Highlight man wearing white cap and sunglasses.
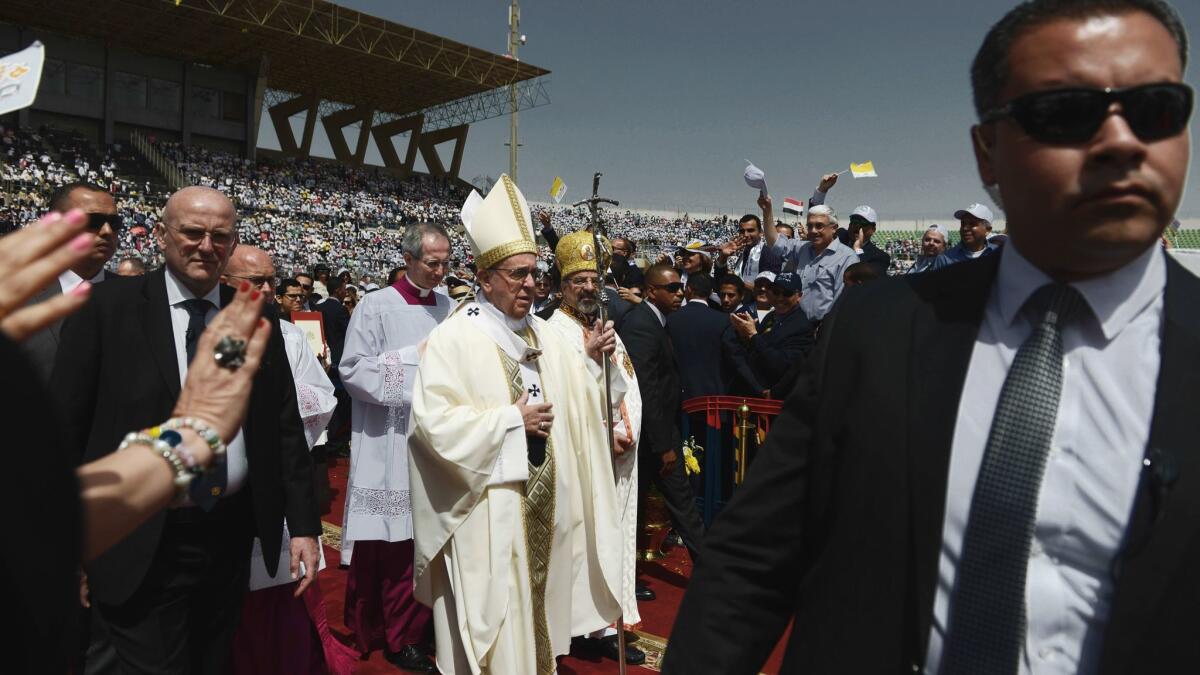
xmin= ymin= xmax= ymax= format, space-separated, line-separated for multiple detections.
xmin=933 ymin=202 xmax=999 ymax=270
xmin=846 ymin=205 xmax=892 ymax=276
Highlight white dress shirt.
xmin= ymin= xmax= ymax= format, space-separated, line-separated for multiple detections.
xmin=924 ymin=242 xmax=1165 ymax=675
xmin=645 ymin=300 xmax=666 ymax=327
xmin=737 ymin=240 xmax=765 ymax=282
xmin=164 ymin=270 xmax=249 ymax=496
xmin=58 ymin=268 xmax=105 ymax=293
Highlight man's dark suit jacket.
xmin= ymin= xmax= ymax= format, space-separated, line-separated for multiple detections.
xmin=664 ymin=253 xmax=1200 ymax=674
xmin=858 ymin=239 xmax=891 ymax=276
xmin=744 ymin=305 xmax=815 ymax=392
xmin=667 ymin=301 xmax=731 ymax=400
xmin=618 ymin=302 xmax=681 ymax=457
xmin=715 ymin=243 xmax=784 ymax=285
xmin=51 ymin=268 xmax=320 ymax=605
xmin=22 ymin=280 xmax=68 ymax=383
xmin=316 ymin=296 xmax=349 ymax=384
xmin=835 ymin=229 xmax=890 ymax=275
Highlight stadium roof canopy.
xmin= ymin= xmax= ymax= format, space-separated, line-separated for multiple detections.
xmin=0 ymin=0 xmax=550 ymax=120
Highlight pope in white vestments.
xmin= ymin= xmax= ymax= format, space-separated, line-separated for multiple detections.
xmin=410 ymin=176 xmax=625 ymax=674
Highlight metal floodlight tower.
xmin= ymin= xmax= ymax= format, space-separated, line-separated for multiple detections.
xmin=507 ymin=0 xmax=521 ymax=182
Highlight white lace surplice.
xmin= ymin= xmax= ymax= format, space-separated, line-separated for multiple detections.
xmin=339 ymin=287 xmax=452 ymax=544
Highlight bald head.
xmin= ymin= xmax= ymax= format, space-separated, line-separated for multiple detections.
xmin=163 ymin=186 xmax=236 ymax=226
xmin=156 ymin=185 xmax=240 ymax=298
xmin=222 ymin=244 xmax=277 ymax=303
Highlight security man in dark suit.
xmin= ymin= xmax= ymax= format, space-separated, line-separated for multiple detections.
xmin=618 ymin=263 xmax=706 ymax=561
xmin=667 ymin=273 xmax=733 ymax=400
xmin=665 ymin=2 xmax=1200 ymax=672
xmin=728 ymin=272 xmax=815 ymax=396
xmin=23 ymin=182 xmax=119 ymax=383
xmin=53 ymin=186 xmax=320 ymax=674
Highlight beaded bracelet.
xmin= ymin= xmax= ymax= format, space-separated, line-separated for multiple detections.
xmin=119 ymin=432 xmax=193 ymax=506
xmin=145 ymin=426 xmax=202 ymax=474
xmin=159 ymin=417 xmax=227 ymax=463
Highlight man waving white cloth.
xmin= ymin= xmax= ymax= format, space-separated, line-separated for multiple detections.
xmin=544 ymin=229 xmax=645 ymax=665
xmin=410 ymin=175 xmax=625 ymax=675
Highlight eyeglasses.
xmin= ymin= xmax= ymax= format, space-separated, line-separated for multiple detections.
xmin=168 ymin=223 xmax=236 ymax=249
xmin=86 ymin=212 xmax=123 ymax=233
xmin=567 ymin=276 xmax=601 ymax=288
xmin=419 ymin=259 xmax=451 ymax=270
xmin=226 ymin=273 xmax=275 ymax=288
xmin=650 ymin=282 xmax=684 ymax=293
xmin=492 ymin=266 xmax=546 ymax=282
xmin=281 ymin=292 xmax=305 ymax=300
xmin=981 ymin=82 xmax=1194 ymax=145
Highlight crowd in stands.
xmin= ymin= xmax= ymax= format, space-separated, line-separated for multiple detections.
xmin=3 ymin=124 xmax=1036 ymax=287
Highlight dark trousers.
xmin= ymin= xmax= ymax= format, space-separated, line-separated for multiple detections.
xmin=638 ymin=449 xmax=706 ymax=562
xmin=94 ymin=495 xmax=255 ymax=675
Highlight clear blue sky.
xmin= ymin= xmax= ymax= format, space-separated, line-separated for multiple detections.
xmin=259 ymin=0 xmax=1200 ymax=219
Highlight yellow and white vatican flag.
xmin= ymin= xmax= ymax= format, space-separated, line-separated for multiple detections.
xmin=850 ymin=160 xmax=878 ymax=178
xmin=550 ymin=176 xmax=568 ymax=203
xmin=0 ymin=41 xmax=45 ymax=116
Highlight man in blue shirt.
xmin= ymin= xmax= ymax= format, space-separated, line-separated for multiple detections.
xmin=933 ymin=202 xmax=998 ymax=269
xmin=762 ymin=204 xmax=859 ymax=323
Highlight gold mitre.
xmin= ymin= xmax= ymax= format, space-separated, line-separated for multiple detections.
xmin=555 ymin=229 xmax=613 ymax=279
xmin=460 ymin=174 xmax=537 ymax=270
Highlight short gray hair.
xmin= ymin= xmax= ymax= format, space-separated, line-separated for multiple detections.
xmin=401 ymin=222 xmax=451 ymax=258
xmin=808 ymin=204 xmax=838 ymax=226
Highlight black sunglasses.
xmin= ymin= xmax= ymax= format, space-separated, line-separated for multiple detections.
xmin=86 ymin=212 xmax=123 ymax=232
xmin=651 ymin=282 xmax=684 ymax=293
xmin=981 ymin=83 xmax=1193 ymax=145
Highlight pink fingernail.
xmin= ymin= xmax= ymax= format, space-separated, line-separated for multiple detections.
xmin=40 ymin=212 xmax=62 ymax=227
xmin=69 ymin=233 xmax=93 ymax=251
xmin=70 ymin=281 xmax=92 ymax=297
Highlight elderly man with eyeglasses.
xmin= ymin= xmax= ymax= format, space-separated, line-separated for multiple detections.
xmin=410 ymin=177 xmax=626 ymax=674
xmin=52 ymin=186 xmax=321 ymax=674
xmin=337 ymin=222 xmax=455 ymax=672
xmin=760 ymin=202 xmax=860 ymax=324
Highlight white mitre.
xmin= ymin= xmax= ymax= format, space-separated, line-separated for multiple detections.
xmin=459 ymin=174 xmax=538 ymax=270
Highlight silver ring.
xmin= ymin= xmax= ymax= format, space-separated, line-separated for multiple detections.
xmin=214 ymin=335 xmax=248 ymax=370
xmin=539 ymin=421 xmax=549 ymax=432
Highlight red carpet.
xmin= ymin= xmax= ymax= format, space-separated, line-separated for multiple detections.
xmin=316 ymin=456 xmax=786 ymax=673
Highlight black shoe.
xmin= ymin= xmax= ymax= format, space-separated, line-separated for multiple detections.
xmin=636 ymin=582 xmax=656 ymax=601
xmin=384 ymin=644 xmax=435 ymax=672
xmin=601 ymin=635 xmax=646 ymax=666
xmin=663 ymin=530 xmax=684 ymax=549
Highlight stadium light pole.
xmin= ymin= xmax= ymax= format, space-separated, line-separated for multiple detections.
xmin=507 ymin=0 xmax=520 ymax=182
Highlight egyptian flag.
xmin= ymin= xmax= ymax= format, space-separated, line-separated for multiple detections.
xmin=782 ymin=197 xmax=803 ymax=216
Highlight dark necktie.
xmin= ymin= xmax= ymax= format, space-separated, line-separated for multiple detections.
xmin=181 ymin=298 xmax=211 ymax=364
xmin=941 ymin=283 xmax=1088 ymax=675
xmin=180 ymin=298 xmax=228 ymax=509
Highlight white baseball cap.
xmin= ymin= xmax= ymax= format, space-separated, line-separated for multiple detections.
xmin=754 ymin=270 xmax=777 ymax=284
xmin=954 ymin=203 xmax=994 ymax=224
xmin=850 ymin=205 xmax=878 ymax=224
xmin=925 ymin=224 xmax=951 ymax=243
